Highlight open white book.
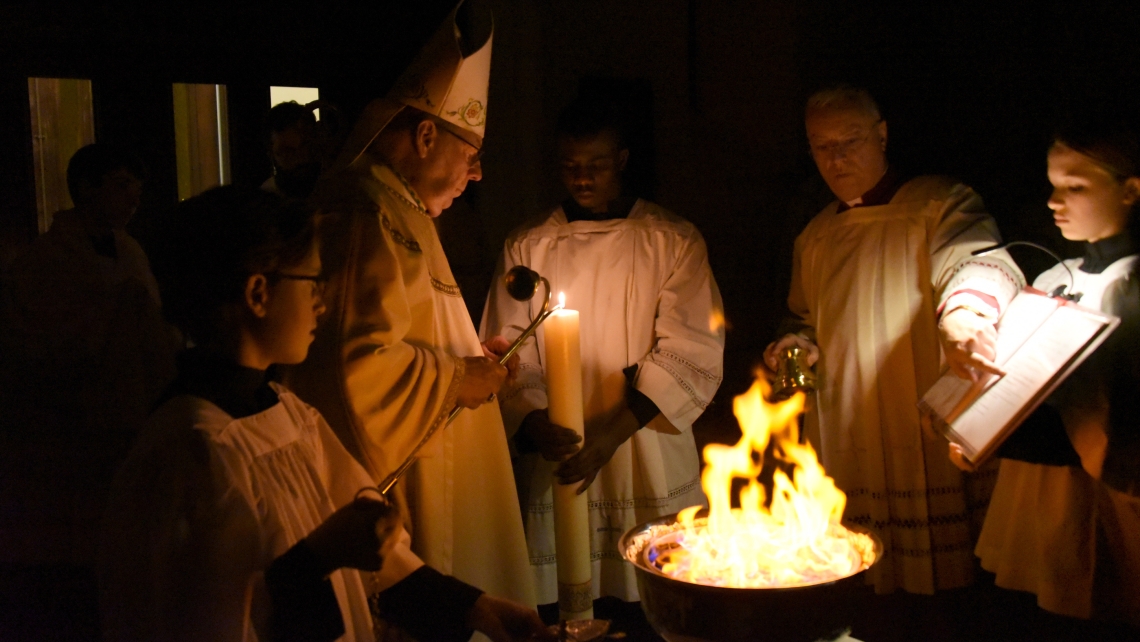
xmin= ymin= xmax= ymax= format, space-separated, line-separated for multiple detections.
xmin=919 ymin=287 xmax=1119 ymax=466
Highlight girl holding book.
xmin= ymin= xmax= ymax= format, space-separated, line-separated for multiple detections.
xmin=951 ymin=123 xmax=1140 ymax=627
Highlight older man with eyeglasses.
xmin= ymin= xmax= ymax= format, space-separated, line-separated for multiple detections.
xmin=764 ymin=85 xmax=1023 ymax=596
xmin=285 ymin=0 xmax=542 ymax=629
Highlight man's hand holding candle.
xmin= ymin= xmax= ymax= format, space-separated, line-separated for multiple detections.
xmin=516 ymin=409 xmax=582 ymax=461
xmin=554 ymin=406 xmax=641 ymax=494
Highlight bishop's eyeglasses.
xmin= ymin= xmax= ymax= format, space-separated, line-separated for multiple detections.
xmin=439 ymin=125 xmax=485 ymax=167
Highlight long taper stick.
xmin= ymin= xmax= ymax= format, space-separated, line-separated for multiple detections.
xmin=379 ymin=275 xmax=558 ymax=496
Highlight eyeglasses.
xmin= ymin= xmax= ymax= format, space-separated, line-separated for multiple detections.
xmin=809 ymin=122 xmax=882 ymax=160
xmin=439 ymin=125 xmax=485 ymax=167
xmin=271 ymin=272 xmax=328 ymax=296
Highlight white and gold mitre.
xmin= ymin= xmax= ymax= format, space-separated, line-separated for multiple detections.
xmin=336 ymin=0 xmax=493 ymax=168
xmin=389 ymin=0 xmax=492 ymax=145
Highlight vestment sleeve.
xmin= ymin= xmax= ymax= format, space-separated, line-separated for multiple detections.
xmin=480 ymin=239 xmax=548 ymax=451
xmin=633 ymin=227 xmax=725 ymax=431
xmin=265 ymin=540 xmax=345 ymax=642
xmin=98 ymin=423 xmax=263 ymax=642
xmin=318 ymin=205 xmax=463 ymax=478
xmin=929 ymin=183 xmax=1023 ymax=319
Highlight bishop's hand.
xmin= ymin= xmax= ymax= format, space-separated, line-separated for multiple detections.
xmin=482 ymin=335 xmax=520 ymax=387
xmin=457 ymin=356 xmax=508 ymax=408
xmin=938 ymin=307 xmax=1004 ymax=382
xmin=555 ymin=407 xmax=640 ymax=494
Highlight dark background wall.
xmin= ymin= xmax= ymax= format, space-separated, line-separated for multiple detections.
xmin=2 ymin=0 xmax=1139 ymax=418
xmin=1 ymin=3 xmax=1139 ymax=637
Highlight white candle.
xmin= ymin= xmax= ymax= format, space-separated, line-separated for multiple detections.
xmin=544 ymin=296 xmax=593 ymax=621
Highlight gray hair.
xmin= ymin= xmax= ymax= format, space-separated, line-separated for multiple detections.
xmin=805 ymin=85 xmax=881 ymax=121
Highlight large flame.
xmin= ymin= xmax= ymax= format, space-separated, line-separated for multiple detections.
xmin=657 ymin=377 xmax=873 ymax=588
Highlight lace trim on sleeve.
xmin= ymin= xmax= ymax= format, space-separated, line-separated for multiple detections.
xmin=657 ymin=349 xmax=723 ymax=384
xmin=649 ymin=356 xmax=712 ymax=411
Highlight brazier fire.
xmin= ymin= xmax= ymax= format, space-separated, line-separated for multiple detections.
xmin=621 ymin=378 xmax=882 ymax=642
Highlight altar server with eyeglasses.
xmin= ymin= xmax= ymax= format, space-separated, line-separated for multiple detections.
xmin=100 ymin=185 xmax=549 ymax=642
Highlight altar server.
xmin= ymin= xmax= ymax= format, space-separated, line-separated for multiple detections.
xmin=966 ymin=122 xmax=1140 ymax=627
xmin=285 ymin=0 xmax=537 ymax=611
xmin=481 ymin=96 xmax=724 ymax=604
xmin=99 ymin=185 xmax=547 ymax=642
xmin=766 ymin=85 xmax=1024 ymax=594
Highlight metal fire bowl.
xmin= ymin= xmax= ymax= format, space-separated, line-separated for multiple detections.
xmin=620 ymin=512 xmax=883 ymax=642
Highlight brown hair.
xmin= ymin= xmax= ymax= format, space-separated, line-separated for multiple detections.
xmin=1054 ymin=122 xmax=1140 ymax=181
xmin=151 ymin=185 xmax=317 ymax=346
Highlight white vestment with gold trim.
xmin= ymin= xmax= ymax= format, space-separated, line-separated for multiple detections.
xmin=789 ymin=176 xmax=1022 ymax=594
xmin=288 ymin=161 xmax=536 ymax=613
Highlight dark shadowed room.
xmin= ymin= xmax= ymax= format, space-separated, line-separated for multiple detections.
xmin=2 ymin=2 xmax=1140 ymax=641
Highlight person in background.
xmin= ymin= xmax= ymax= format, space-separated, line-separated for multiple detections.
xmin=99 ymin=185 xmax=549 ymax=642
xmin=765 ymin=85 xmax=1024 ymax=595
xmin=263 ymin=100 xmax=327 ymax=201
xmin=957 ymin=121 xmax=1140 ymax=630
xmin=0 ymin=143 xmax=178 ymax=567
xmin=480 ymin=95 xmax=723 ymax=615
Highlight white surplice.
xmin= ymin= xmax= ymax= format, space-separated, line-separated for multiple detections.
xmin=789 ymin=176 xmax=1022 ymax=594
xmin=98 ymin=386 xmax=423 ymax=642
xmin=287 ymin=162 xmax=536 ymax=611
xmin=480 ymin=199 xmax=724 ymax=603
xmin=977 ymin=253 xmax=1140 ymax=621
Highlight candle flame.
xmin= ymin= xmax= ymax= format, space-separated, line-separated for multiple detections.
xmin=708 ymin=309 xmax=726 ymax=333
xmin=557 ymin=291 xmax=566 ymax=310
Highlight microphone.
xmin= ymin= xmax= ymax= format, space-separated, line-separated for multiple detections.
xmin=972 ymin=241 xmax=1080 ymax=301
